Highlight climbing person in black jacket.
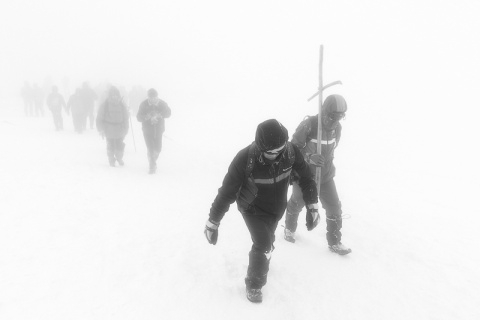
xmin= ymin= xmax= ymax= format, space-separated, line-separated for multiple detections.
xmin=204 ymin=119 xmax=319 ymax=303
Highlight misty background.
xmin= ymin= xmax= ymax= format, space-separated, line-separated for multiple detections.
xmin=1 ymin=1 xmax=480 ymax=318
xmin=2 ymin=0 xmax=480 ymax=184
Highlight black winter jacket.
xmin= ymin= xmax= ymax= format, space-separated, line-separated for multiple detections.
xmin=291 ymin=116 xmax=341 ymax=183
xmin=209 ymin=142 xmax=318 ymax=223
xmin=136 ymin=99 xmax=171 ymax=135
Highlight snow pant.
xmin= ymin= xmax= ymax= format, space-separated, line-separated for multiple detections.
xmin=106 ymin=138 xmax=125 ymax=164
xmin=23 ymin=99 xmax=34 ymax=117
xmin=142 ymin=128 xmax=163 ymax=168
xmin=50 ymin=108 xmax=63 ymax=130
xmin=86 ymin=105 xmax=95 ymax=129
xmin=285 ymin=179 xmax=342 ymax=246
xmin=72 ymin=112 xmax=87 ymax=133
xmin=242 ymin=213 xmax=279 ymax=290
xmin=34 ymin=101 xmax=44 ymax=117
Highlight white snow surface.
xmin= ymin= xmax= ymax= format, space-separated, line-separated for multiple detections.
xmin=1 ymin=99 xmax=479 ymax=320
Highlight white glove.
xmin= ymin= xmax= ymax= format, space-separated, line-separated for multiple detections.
xmin=204 ymin=219 xmax=219 ymax=245
xmin=306 ymin=203 xmax=320 ymax=231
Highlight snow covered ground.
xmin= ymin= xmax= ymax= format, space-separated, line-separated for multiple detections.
xmin=1 ymin=98 xmax=479 ymax=320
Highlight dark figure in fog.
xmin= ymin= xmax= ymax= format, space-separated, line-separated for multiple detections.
xmin=31 ymin=84 xmax=45 ymax=117
xmin=136 ymin=88 xmax=171 ymax=174
xmin=284 ymin=94 xmax=351 ymax=255
xmin=67 ymin=89 xmax=87 ymax=133
xmin=20 ymin=82 xmax=34 ymax=117
xmin=79 ymin=82 xmax=98 ymax=129
xmin=46 ymin=86 xmax=67 ymax=131
xmin=96 ymin=86 xmax=130 ymax=167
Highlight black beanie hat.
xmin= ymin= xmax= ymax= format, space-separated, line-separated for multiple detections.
xmin=255 ymin=119 xmax=289 ymax=152
xmin=322 ymin=94 xmax=347 ymax=113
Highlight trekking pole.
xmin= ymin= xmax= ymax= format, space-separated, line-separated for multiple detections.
xmin=307 ymin=45 xmax=342 ymax=197
xmin=129 ymin=112 xmax=137 ymax=152
xmin=121 ymin=96 xmax=137 ymax=152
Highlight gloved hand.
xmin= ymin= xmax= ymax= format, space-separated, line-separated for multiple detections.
xmin=204 ymin=219 xmax=220 ymax=245
xmin=308 ymin=153 xmax=325 ymax=167
xmin=306 ymin=203 xmax=320 ymax=231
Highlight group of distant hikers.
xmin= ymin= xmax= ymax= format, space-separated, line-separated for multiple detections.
xmin=21 ymin=82 xmax=171 ymax=174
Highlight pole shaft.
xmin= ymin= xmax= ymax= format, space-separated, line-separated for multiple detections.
xmin=316 ymin=45 xmax=324 ymax=196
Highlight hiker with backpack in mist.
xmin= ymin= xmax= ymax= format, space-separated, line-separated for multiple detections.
xmin=96 ymin=86 xmax=130 ymax=167
xmin=46 ymin=85 xmax=67 ymax=131
xmin=283 ymin=94 xmax=351 ymax=255
xmin=136 ymin=88 xmax=171 ymax=174
xmin=204 ymin=119 xmax=319 ymax=303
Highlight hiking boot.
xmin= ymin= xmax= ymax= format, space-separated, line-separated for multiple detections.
xmin=117 ymin=159 xmax=124 ymax=166
xmin=148 ymin=164 xmax=157 ymax=174
xmin=284 ymin=228 xmax=296 ymax=243
xmin=109 ymin=159 xmax=116 ymax=167
xmin=329 ymin=242 xmax=352 ymax=255
xmin=246 ymin=288 xmax=263 ymax=303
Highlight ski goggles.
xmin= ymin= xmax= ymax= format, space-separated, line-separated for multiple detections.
xmin=264 ymin=143 xmax=286 ymax=156
xmin=326 ymin=112 xmax=346 ymax=121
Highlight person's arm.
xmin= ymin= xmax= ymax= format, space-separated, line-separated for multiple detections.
xmin=96 ymin=103 xmax=105 ymax=131
xmin=209 ymin=149 xmax=247 ymax=223
xmin=136 ymin=101 xmax=148 ymax=122
xmin=160 ymin=100 xmax=171 ymax=119
xmin=292 ymin=144 xmax=318 ymax=206
xmin=205 ymin=149 xmax=247 ymax=245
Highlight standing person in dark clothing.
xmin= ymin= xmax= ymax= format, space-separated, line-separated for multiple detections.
xmin=46 ymin=86 xmax=67 ymax=131
xmin=20 ymin=82 xmax=34 ymax=117
xmin=31 ymin=83 xmax=45 ymax=117
xmin=96 ymin=86 xmax=130 ymax=167
xmin=79 ymin=82 xmax=98 ymax=129
xmin=204 ymin=119 xmax=319 ymax=303
xmin=67 ymin=89 xmax=87 ymax=133
xmin=283 ymin=94 xmax=351 ymax=255
xmin=136 ymin=88 xmax=171 ymax=174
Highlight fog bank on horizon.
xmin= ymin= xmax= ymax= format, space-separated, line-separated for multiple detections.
xmin=1 ymin=0 xmax=480 ymax=120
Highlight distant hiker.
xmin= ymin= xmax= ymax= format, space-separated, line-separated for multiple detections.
xmin=284 ymin=94 xmax=351 ymax=255
xmin=46 ymin=86 xmax=67 ymax=131
xmin=79 ymin=82 xmax=98 ymax=129
xmin=204 ymin=119 xmax=319 ymax=303
xmin=20 ymin=82 xmax=34 ymax=117
xmin=136 ymin=88 xmax=171 ymax=174
xmin=31 ymin=83 xmax=45 ymax=117
xmin=67 ymin=89 xmax=87 ymax=133
xmin=96 ymin=86 xmax=130 ymax=167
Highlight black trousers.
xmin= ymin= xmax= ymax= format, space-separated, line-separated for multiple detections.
xmin=142 ymin=129 xmax=163 ymax=163
xmin=106 ymin=138 xmax=125 ymax=162
xmin=242 ymin=213 xmax=280 ymax=289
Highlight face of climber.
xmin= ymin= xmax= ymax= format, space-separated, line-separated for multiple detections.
xmin=322 ymin=112 xmax=345 ymax=130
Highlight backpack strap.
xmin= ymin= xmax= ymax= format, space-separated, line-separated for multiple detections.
xmin=285 ymin=142 xmax=295 ymax=167
xmin=245 ymin=142 xmax=258 ymax=178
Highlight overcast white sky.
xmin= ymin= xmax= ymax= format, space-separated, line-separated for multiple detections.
xmin=1 ymin=0 xmax=480 ymax=123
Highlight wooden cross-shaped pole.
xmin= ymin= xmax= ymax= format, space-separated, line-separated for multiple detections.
xmin=310 ymin=45 xmax=342 ymax=196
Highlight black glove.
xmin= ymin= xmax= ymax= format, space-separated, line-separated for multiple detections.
xmin=306 ymin=203 xmax=320 ymax=231
xmin=204 ymin=219 xmax=220 ymax=245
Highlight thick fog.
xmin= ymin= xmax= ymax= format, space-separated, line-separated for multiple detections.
xmin=2 ymin=0 xmax=480 ymax=178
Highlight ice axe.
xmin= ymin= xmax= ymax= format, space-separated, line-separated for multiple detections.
xmin=310 ymin=45 xmax=342 ymax=196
